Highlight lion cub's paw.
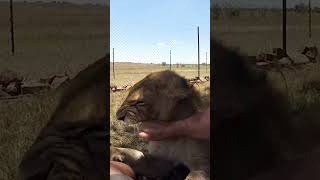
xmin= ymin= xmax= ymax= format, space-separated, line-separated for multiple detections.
xmin=110 ymin=146 xmax=144 ymax=164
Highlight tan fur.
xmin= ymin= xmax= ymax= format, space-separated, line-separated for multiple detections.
xmin=116 ymin=70 xmax=210 ymax=180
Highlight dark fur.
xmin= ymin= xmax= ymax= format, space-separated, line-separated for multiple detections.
xmin=132 ymin=155 xmax=190 ymax=180
xmin=19 ymin=56 xmax=108 ymax=180
xmin=212 ymin=39 xmax=320 ymax=180
xmin=249 ymin=147 xmax=320 ymax=180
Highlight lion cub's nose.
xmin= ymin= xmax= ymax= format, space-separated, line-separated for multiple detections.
xmin=116 ymin=106 xmax=126 ymax=121
xmin=116 ymin=111 xmax=125 ymax=121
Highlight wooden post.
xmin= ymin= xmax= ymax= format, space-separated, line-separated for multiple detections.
xmin=197 ymin=26 xmax=200 ymax=78
xmin=283 ymin=0 xmax=287 ymax=56
xmin=9 ymin=0 xmax=15 ymax=55
xmin=206 ymin=51 xmax=207 ymax=73
xmin=170 ymin=50 xmax=171 ymax=70
xmin=309 ymin=0 xmax=312 ymax=39
xmin=113 ymin=48 xmax=115 ymax=79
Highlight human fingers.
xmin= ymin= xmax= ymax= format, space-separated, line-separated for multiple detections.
xmin=140 ymin=121 xmax=170 ymax=130
xmin=139 ymin=122 xmax=171 ymax=141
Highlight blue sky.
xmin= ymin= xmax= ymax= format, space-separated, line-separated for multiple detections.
xmin=110 ymin=0 xmax=210 ymax=64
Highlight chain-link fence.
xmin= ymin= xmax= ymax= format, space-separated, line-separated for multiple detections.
xmin=212 ymin=0 xmax=320 ymax=58
xmin=0 ymin=1 xmax=108 ymax=79
xmin=111 ymin=0 xmax=210 ymax=86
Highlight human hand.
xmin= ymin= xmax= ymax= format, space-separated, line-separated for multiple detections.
xmin=139 ymin=109 xmax=210 ymax=141
xmin=138 ymin=121 xmax=173 ymax=141
xmin=183 ymin=109 xmax=210 ymax=140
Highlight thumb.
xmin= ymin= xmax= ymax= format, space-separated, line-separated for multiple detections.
xmin=138 ymin=131 xmax=150 ymax=139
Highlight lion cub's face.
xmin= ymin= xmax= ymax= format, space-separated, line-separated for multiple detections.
xmin=116 ymin=70 xmax=194 ymax=124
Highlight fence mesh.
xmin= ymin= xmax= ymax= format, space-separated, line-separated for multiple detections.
xmin=110 ymin=0 xmax=210 ymax=86
xmin=212 ymin=0 xmax=320 ymax=57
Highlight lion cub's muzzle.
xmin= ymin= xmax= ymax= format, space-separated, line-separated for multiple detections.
xmin=116 ymin=104 xmax=141 ymax=124
xmin=116 ymin=104 xmax=128 ymax=121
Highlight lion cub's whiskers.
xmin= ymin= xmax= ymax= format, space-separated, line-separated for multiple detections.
xmin=126 ymin=123 xmax=141 ymax=135
xmin=135 ymin=123 xmax=142 ymax=135
xmin=133 ymin=123 xmax=141 ymax=136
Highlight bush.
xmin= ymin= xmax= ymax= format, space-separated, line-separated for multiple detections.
xmin=294 ymin=3 xmax=308 ymax=14
xmin=212 ymin=3 xmax=222 ymax=20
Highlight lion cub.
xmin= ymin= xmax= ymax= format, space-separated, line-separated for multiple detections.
xmin=116 ymin=71 xmax=210 ymax=180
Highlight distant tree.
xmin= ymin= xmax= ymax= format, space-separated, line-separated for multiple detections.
xmin=294 ymin=3 xmax=308 ymax=14
xmin=230 ymin=10 xmax=240 ymax=17
xmin=223 ymin=3 xmax=240 ymax=18
xmin=212 ymin=3 xmax=222 ymax=20
xmin=258 ymin=8 xmax=267 ymax=17
xmin=314 ymin=6 xmax=320 ymax=13
xmin=249 ymin=10 xmax=256 ymax=18
xmin=161 ymin=62 xmax=166 ymax=66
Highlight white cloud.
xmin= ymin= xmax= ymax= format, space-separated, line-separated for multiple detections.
xmin=156 ymin=42 xmax=166 ymax=47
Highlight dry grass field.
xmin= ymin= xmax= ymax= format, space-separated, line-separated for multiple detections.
xmin=0 ymin=92 xmax=59 ymax=180
xmin=110 ymin=62 xmax=210 ymax=85
xmin=268 ymin=64 xmax=320 ymax=114
xmin=0 ymin=2 xmax=107 ymax=179
xmin=212 ymin=10 xmax=320 ymax=56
